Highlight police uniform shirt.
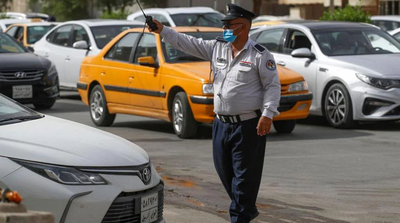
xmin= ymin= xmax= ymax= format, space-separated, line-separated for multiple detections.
xmin=160 ymin=26 xmax=281 ymax=119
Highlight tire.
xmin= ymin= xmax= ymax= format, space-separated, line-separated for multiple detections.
xmin=273 ymin=120 xmax=296 ymax=133
xmin=89 ymin=85 xmax=115 ymax=126
xmin=324 ymin=83 xmax=357 ymax=128
xmin=172 ymin=92 xmax=198 ymax=138
xmin=33 ymin=98 xmax=56 ymax=110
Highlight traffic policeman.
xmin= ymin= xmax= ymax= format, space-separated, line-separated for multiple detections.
xmin=148 ymin=3 xmax=281 ymax=223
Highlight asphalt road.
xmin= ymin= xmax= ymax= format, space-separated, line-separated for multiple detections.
xmin=36 ymin=91 xmax=400 ymax=223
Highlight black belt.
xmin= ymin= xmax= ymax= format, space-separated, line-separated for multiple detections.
xmin=216 ymin=110 xmax=261 ymax=123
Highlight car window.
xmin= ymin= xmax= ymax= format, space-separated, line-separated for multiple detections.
xmin=151 ymin=14 xmax=170 ymax=26
xmin=254 ymin=29 xmax=284 ymax=52
xmin=105 ymin=32 xmax=140 ymax=62
xmin=0 ymin=33 xmax=26 ymax=53
xmin=15 ymin=27 xmax=24 ymax=42
xmin=134 ymin=15 xmax=146 ymax=23
xmin=49 ymin=25 xmax=73 ymax=47
xmin=162 ymin=32 xmax=220 ymax=63
xmin=373 ymin=20 xmax=400 ymax=31
xmin=283 ymin=30 xmax=311 ymax=54
xmin=6 ymin=26 xmax=18 ymax=37
xmin=313 ymin=29 xmax=400 ymax=56
xmin=170 ymin=13 xmax=224 ymax=27
xmin=90 ymin=25 xmax=141 ymax=49
xmin=71 ymin=25 xmax=90 ymax=45
xmin=27 ymin=25 xmax=54 ymax=44
xmin=394 ymin=33 xmax=400 ymax=41
xmin=133 ymin=33 xmax=157 ymax=64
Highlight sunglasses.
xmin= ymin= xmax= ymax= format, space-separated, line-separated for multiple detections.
xmin=222 ymin=22 xmax=243 ymax=29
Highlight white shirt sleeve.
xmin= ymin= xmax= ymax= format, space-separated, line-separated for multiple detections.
xmin=160 ymin=26 xmax=216 ymax=61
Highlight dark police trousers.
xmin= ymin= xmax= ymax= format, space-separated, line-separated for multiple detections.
xmin=213 ymin=115 xmax=267 ymax=223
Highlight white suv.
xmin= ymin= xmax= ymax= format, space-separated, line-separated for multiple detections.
xmin=127 ymin=7 xmax=224 ymax=27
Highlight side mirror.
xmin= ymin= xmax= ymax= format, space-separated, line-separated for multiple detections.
xmin=291 ymin=48 xmax=315 ymax=59
xmin=73 ymin=40 xmax=89 ymax=50
xmin=138 ymin=56 xmax=157 ymax=67
xmin=27 ymin=46 xmax=34 ymax=52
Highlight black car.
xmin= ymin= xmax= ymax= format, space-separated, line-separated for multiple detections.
xmin=0 ymin=32 xmax=59 ymax=109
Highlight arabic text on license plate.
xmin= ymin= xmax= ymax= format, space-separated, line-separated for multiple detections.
xmin=141 ymin=193 xmax=158 ymax=223
xmin=12 ymin=85 xmax=32 ymax=99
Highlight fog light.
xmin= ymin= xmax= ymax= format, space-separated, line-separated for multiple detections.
xmin=296 ymin=103 xmax=308 ymax=111
xmin=362 ymin=98 xmax=394 ymax=115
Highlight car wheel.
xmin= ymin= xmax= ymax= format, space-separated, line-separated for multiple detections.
xmin=273 ymin=120 xmax=296 ymax=133
xmin=324 ymin=83 xmax=357 ymax=128
xmin=33 ymin=98 xmax=56 ymax=110
xmin=172 ymin=92 xmax=198 ymax=138
xmin=89 ymin=85 xmax=115 ymax=126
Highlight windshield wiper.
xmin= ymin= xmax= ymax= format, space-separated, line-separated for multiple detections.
xmin=0 ymin=115 xmax=44 ymax=123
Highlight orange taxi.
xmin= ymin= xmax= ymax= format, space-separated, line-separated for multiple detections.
xmin=5 ymin=22 xmax=58 ymax=48
xmin=77 ymin=27 xmax=312 ymax=138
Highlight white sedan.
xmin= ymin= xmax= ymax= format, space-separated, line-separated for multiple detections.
xmin=0 ymin=93 xmax=165 ymax=223
xmin=389 ymin=27 xmax=400 ymax=41
xmin=34 ymin=19 xmax=144 ymax=90
xmin=250 ymin=22 xmax=400 ymax=128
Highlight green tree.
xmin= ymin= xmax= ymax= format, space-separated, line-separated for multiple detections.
xmin=320 ymin=2 xmax=371 ymax=23
xmin=29 ymin=0 xmax=89 ymax=21
xmin=0 ymin=0 xmax=12 ymax=18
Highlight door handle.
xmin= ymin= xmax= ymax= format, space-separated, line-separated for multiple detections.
xmin=44 ymin=53 xmax=49 ymax=58
xmin=65 ymin=56 xmax=70 ymax=61
xmin=277 ymin=61 xmax=286 ymax=66
xmin=129 ymin=76 xmax=134 ymax=83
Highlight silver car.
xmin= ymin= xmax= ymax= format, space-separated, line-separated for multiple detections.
xmin=250 ymin=22 xmax=400 ymax=128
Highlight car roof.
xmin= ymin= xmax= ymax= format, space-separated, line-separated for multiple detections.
xmin=130 ymin=26 xmax=222 ymax=33
xmin=255 ymin=21 xmax=377 ymax=31
xmin=0 ymin=19 xmax=32 ymax=25
xmin=11 ymin=22 xmax=60 ymax=27
xmin=64 ymin=19 xmax=144 ymax=27
xmin=371 ymin=15 xmax=400 ymax=22
xmin=136 ymin=7 xmax=218 ymax=15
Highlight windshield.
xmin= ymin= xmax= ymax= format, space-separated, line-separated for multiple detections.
xmin=27 ymin=25 xmax=55 ymax=44
xmin=162 ymin=32 xmax=220 ymax=63
xmin=91 ymin=25 xmax=142 ymax=49
xmin=171 ymin=13 xmax=224 ymax=27
xmin=0 ymin=94 xmax=41 ymax=125
xmin=313 ymin=28 xmax=400 ymax=56
xmin=0 ymin=33 xmax=26 ymax=53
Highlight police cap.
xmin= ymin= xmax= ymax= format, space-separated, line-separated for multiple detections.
xmin=221 ymin=3 xmax=256 ymax=21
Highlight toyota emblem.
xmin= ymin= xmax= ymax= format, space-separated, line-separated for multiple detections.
xmin=142 ymin=167 xmax=151 ymax=183
xmin=15 ymin=72 xmax=27 ymax=78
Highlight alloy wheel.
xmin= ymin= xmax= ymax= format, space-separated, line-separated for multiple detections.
xmin=91 ymin=91 xmax=104 ymax=121
xmin=326 ymin=89 xmax=346 ymax=124
xmin=173 ymin=99 xmax=184 ymax=133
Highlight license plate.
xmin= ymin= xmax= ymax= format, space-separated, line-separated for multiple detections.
xmin=140 ymin=193 xmax=158 ymax=223
xmin=12 ymin=85 xmax=32 ymax=99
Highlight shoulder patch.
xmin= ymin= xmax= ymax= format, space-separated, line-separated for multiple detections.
xmin=253 ymin=44 xmax=266 ymax=53
xmin=215 ymin=36 xmax=227 ymax=42
xmin=266 ymin=60 xmax=276 ymax=71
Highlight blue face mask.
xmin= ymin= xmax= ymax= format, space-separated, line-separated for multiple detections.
xmin=223 ymin=24 xmax=243 ymax=43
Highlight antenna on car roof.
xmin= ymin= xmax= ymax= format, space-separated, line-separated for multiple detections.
xmin=136 ymin=0 xmax=158 ymax=31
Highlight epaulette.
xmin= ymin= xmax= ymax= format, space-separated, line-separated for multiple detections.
xmin=253 ymin=44 xmax=266 ymax=54
xmin=215 ymin=36 xmax=227 ymax=42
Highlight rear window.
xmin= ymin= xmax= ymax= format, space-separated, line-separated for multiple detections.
xmin=171 ymin=13 xmax=224 ymax=27
xmin=90 ymin=25 xmax=142 ymax=49
xmin=27 ymin=25 xmax=55 ymax=44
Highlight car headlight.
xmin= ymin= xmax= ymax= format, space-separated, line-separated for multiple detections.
xmin=47 ymin=64 xmax=57 ymax=76
xmin=202 ymin=83 xmax=214 ymax=94
xmin=356 ymin=73 xmax=400 ymax=89
xmin=288 ymin=81 xmax=309 ymax=92
xmin=12 ymin=159 xmax=107 ymax=185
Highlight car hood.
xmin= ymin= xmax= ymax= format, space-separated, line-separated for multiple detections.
xmin=0 ymin=53 xmax=51 ymax=70
xmin=330 ymin=54 xmax=400 ymax=78
xmin=0 ymin=116 xmax=149 ymax=167
xmin=277 ymin=65 xmax=305 ymax=85
xmin=165 ymin=61 xmax=210 ymax=79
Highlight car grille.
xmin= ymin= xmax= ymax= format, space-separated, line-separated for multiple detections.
xmin=0 ymin=70 xmax=45 ymax=82
xmin=102 ymin=184 xmax=164 ymax=223
xmin=278 ymin=102 xmax=296 ymax=112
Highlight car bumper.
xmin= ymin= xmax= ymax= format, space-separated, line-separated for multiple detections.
xmin=0 ymin=74 xmax=59 ymax=104
xmin=1 ymin=159 xmax=165 ymax=223
xmin=189 ymin=95 xmax=215 ymax=123
xmin=272 ymin=92 xmax=313 ymax=121
xmin=352 ymin=84 xmax=400 ymax=121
